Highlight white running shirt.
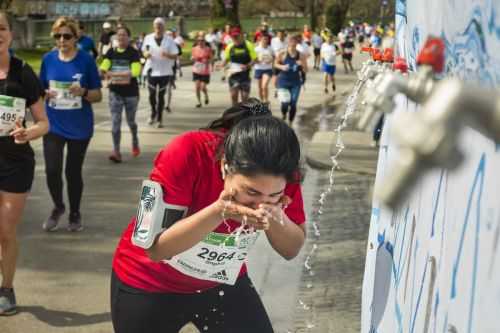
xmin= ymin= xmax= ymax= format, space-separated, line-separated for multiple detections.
xmin=142 ymin=33 xmax=179 ymax=77
xmin=321 ymin=42 xmax=337 ymax=65
xmin=254 ymin=45 xmax=274 ymax=70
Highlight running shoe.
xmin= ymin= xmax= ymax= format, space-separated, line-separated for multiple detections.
xmin=68 ymin=212 xmax=83 ymax=232
xmin=109 ymin=151 xmax=122 ymax=163
xmin=166 ymin=106 xmax=172 ymax=113
xmin=205 ymin=97 xmax=209 ymax=105
xmin=132 ymin=146 xmax=140 ymax=157
xmin=43 ymin=205 xmax=65 ymax=231
xmin=148 ymin=118 xmax=155 ymax=125
xmin=0 ymin=288 xmax=16 ymax=316
xmin=196 ymin=103 xmax=202 ymax=108
xmin=157 ymin=122 xmax=164 ymax=128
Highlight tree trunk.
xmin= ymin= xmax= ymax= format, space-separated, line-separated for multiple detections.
xmin=210 ymin=0 xmax=241 ymax=28
xmin=326 ymin=0 xmax=352 ymax=34
xmin=0 ymin=0 xmax=13 ymax=10
xmin=309 ymin=0 xmax=317 ymax=31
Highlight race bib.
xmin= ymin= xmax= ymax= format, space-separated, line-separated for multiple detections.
xmin=259 ymin=52 xmax=273 ymax=64
xmin=228 ymin=63 xmax=244 ymax=75
xmin=48 ymin=80 xmax=82 ymax=110
xmin=277 ymin=88 xmax=291 ymax=103
xmin=110 ymin=60 xmax=131 ymax=85
xmin=165 ymin=230 xmax=260 ymax=285
xmin=0 ymin=95 xmax=26 ymax=137
xmin=194 ymin=61 xmax=209 ymax=73
xmin=344 ymin=48 xmax=353 ymax=54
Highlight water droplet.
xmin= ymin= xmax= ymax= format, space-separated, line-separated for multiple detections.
xmin=298 ymin=299 xmax=310 ymax=310
xmin=219 ymin=290 xmax=225 ymax=296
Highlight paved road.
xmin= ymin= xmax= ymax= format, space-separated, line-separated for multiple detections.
xmin=0 ymin=52 xmax=374 ymax=333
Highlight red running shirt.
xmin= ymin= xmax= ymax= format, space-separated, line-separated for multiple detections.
xmin=112 ymin=130 xmax=306 ymax=293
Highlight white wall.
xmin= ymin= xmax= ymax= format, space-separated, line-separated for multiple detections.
xmin=361 ymin=1 xmax=500 ymax=332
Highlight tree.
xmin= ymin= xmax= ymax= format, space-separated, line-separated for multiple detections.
xmin=210 ymin=0 xmax=240 ymax=28
xmin=0 ymin=0 xmax=13 ymax=10
xmin=325 ymin=0 xmax=352 ymax=34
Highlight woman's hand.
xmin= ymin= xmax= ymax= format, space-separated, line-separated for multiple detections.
xmin=10 ymin=119 xmax=29 ymax=144
xmin=69 ymin=83 xmax=86 ymax=97
xmin=256 ymin=195 xmax=293 ymax=227
xmin=45 ymin=89 xmax=57 ymax=100
xmin=215 ymin=189 xmax=270 ymax=230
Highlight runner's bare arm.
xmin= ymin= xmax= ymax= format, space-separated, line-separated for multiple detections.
xmin=274 ymin=52 xmax=288 ymax=71
xmin=299 ymin=54 xmax=309 ymax=73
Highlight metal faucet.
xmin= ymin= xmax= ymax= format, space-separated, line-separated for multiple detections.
xmin=357 ymin=47 xmax=389 ymax=84
xmin=357 ymin=37 xmax=446 ymax=130
xmin=376 ymin=78 xmax=500 ymax=208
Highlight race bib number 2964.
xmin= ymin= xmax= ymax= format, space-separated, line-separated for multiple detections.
xmin=165 ymin=231 xmax=260 ymax=285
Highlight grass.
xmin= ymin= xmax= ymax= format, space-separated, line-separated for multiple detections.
xmin=16 ymin=40 xmax=195 ymax=74
xmin=15 ymin=48 xmax=50 ymax=73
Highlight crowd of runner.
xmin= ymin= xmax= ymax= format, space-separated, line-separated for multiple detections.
xmin=0 ymin=11 xmax=393 ymax=332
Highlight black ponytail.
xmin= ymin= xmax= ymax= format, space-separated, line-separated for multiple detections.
xmin=205 ymin=98 xmax=271 ymax=131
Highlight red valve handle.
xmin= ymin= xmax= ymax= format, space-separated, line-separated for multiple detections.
xmin=393 ymin=57 xmax=408 ymax=73
xmin=372 ymin=48 xmax=383 ymax=61
xmin=416 ymin=36 xmax=445 ymax=73
xmin=382 ymin=48 xmax=394 ymax=63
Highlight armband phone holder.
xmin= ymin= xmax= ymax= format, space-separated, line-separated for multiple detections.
xmin=132 ymin=180 xmax=188 ymax=249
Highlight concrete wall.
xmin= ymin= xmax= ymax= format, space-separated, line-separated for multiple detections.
xmin=361 ymin=1 xmax=500 ymax=332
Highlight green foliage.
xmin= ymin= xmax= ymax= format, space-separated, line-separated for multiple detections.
xmin=15 ymin=48 xmax=48 ymax=73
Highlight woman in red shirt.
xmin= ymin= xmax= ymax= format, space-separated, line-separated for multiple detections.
xmin=191 ymin=33 xmax=213 ymax=108
xmin=111 ymin=99 xmax=306 ymax=333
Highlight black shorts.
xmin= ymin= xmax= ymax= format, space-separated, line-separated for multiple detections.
xmin=0 ymin=142 xmax=35 ymax=193
xmin=313 ymin=48 xmax=321 ymax=56
xmin=342 ymin=53 xmax=353 ymax=61
xmin=228 ymin=72 xmax=251 ymax=92
xmin=193 ymin=73 xmax=210 ymax=84
xmin=111 ymin=271 xmax=274 ymax=333
xmin=272 ymin=67 xmax=281 ymax=76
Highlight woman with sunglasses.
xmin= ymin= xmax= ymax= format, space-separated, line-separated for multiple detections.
xmin=191 ymin=32 xmax=213 ymax=108
xmin=0 ymin=11 xmax=49 ymax=315
xmin=111 ymin=99 xmax=306 ymax=333
xmin=40 ymin=16 xmax=102 ymax=232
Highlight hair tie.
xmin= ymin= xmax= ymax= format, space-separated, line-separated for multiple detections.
xmin=242 ymin=98 xmax=271 ymax=117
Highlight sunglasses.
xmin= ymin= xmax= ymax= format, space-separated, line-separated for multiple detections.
xmin=53 ymin=33 xmax=74 ymax=40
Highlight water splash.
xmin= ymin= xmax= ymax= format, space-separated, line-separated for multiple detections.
xmin=296 ymin=63 xmax=367 ymax=332
xmin=298 ymin=299 xmax=311 ymax=310
xmin=304 ymin=244 xmax=318 ymax=270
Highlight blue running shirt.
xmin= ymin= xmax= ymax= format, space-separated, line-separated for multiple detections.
xmin=40 ymin=49 xmax=101 ymax=140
